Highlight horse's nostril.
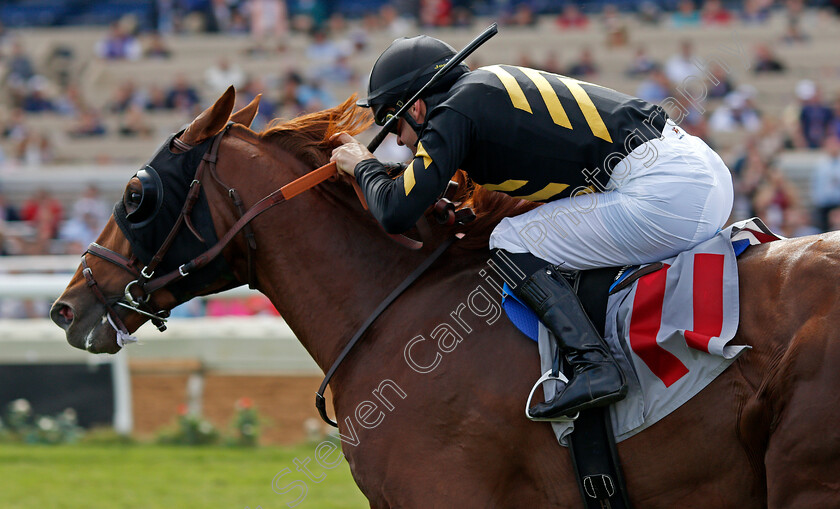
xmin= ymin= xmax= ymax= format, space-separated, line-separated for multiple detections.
xmin=60 ymin=305 xmax=74 ymax=322
xmin=50 ymin=303 xmax=74 ymax=329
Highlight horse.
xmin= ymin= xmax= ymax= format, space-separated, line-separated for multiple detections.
xmin=50 ymin=87 xmax=840 ymax=507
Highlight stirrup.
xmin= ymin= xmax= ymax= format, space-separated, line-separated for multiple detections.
xmin=525 ymin=369 xmax=580 ymax=422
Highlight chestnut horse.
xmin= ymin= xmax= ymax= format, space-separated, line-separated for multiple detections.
xmin=50 ymin=88 xmax=840 ymax=507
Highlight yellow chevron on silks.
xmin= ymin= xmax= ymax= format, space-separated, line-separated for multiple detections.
xmin=557 ymin=77 xmax=613 ymax=143
xmin=404 ymin=141 xmax=433 ymax=196
xmin=484 ymin=66 xmax=612 ymax=143
xmin=483 ymin=65 xmax=532 ymax=114
xmin=481 ymin=179 xmax=528 ymax=193
xmin=514 ymin=183 xmax=570 ymax=202
xmin=416 ymin=141 xmax=433 ymax=169
xmin=517 ymin=67 xmax=572 ymax=129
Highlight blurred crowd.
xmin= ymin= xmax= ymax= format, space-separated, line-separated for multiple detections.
xmin=2 ymin=0 xmax=840 ymax=318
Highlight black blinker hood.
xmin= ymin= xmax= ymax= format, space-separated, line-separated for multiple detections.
xmin=113 ymin=132 xmax=236 ymax=300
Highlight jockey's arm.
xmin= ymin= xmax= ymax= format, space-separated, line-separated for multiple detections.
xmin=344 ymin=109 xmax=473 ymax=234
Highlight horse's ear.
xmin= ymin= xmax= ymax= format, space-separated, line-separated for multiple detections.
xmin=180 ymin=86 xmax=236 ymax=146
xmin=230 ymin=94 xmax=261 ymax=128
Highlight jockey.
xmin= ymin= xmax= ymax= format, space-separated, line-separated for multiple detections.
xmin=331 ymin=35 xmax=734 ymax=419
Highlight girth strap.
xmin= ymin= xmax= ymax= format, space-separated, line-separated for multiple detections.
xmin=315 ymin=235 xmax=459 ymax=427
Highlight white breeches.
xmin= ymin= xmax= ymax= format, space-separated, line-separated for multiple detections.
xmin=489 ymin=120 xmax=734 ymax=270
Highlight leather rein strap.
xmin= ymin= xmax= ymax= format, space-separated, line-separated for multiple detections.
xmin=140 ymin=160 xmax=340 ymax=295
xmin=315 ymin=234 xmax=458 ymax=428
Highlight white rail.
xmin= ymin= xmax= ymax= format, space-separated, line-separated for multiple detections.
xmin=0 ymin=273 xmax=260 ymax=299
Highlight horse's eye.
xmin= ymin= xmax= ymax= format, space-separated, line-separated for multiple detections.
xmin=123 ymin=182 xmax=142 ymax=217
xmin=123 ymin=167 xmax=162 ymax=224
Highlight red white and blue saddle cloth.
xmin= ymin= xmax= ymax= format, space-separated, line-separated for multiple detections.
xmin=507 ymin=218 xmax=781 ymax=445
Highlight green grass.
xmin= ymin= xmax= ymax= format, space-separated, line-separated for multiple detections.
xmin=0 ymin=442 xmax=368 ymax=509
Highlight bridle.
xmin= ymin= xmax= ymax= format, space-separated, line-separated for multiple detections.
xmin=80 ymin=124 xmax=339 ymax=346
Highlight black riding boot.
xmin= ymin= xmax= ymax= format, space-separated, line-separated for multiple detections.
xmin=497 ymin=253 xmax=627 ymax=419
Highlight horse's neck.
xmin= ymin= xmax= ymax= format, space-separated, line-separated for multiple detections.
xmin=223 ymin=143 xmax=428 ymax=371
xmin=258 ymin=205 xmax=435 ymax=370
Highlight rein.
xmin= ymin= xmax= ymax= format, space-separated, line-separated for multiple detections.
xmin=315 ymin=234 xmax=459 ymax=427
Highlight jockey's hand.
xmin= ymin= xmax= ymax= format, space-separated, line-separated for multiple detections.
xmin=330 ymin=132 xmax=375 ymax=177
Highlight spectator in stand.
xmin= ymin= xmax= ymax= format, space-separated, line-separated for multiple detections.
xmin=278 ymin=70 xmax=305 ymax=116
xmin=566 ymin=47 xmax=598 ymax=78
xmin=144 ymin=32 xmax=172 ymax=59
xmin=380 ymin=4 xmax=412 ymax=36
xmin=145 ymin=85 xmax=169 ymax=111
xmin=782 ymin=207 xmax=820 ymax=237
xmin=671 ymin=0 xmax=701 ymax=28
xmin=226 ymin=8 xmax=250 ymax=34
xmin=811 ymin=135 xmax=840 ymax=230
xmin=626 ymin=46 xmax=658 ymax=77
xmin=59 ymin=184 xmax=110 ymax=253
xmin=14 ymin=130 xmax=53 ymax=166
xmin=665 ymin=40 xmax=698 ymax=85
xmin=21 ymin=79 xmax=56 ymax=113
xmin=249 ymin=0 xmax=289 ymax=42
xmin=0 ymin=191 xmax=20 ymax=223
xmin=119 ymin=104 xmax=154 ymax=138
xmin=796 ymin=80 xmax=834 ymax=149
xmin=6 ymin=40 xmax=35 ymax=84
xmin=707 ymin=62 xmax=734 ymax=99
xmin=420 ymin=0 xmax=453 ymax=28
xmin=781 ymin=0 xmax=809 ymax=44
xmin=54 ymin=83 xmax=85 ymax=117
xmin=107 ymin=81 xmax=144 ymax=114
xmin=313 ymin=52 xmax=356 ymax=85
xmin=165 ymin=74 xmax=201 ymax=113
xmin=556 ymin=4 xmax=589 ymax=30
xmin=96 ymin=22 xmax=142 ymax=60
xmin=206 ymin=0 xmax=233 ymax=33
xmin=637 ymin=1 xmax=662 ymax=25
xmin=709 ymin=91 xmax=762 ymax=134
xmin=507 ymin=3 xmax=536 ymax=27
xmin=753 ymin=166 xmax=800 ymax=232
xmin=297 ymin=77 xmax=333 ymax=112
xmin=205 ymin=57 xmax=246 ymax=95
xmin=21 ymin=189 xmax=63 ymax=240
xmin=741 ymin=0 xmax=771 ymax=24
xmin=603 ymin=4 xmax=629 ymax=48
xmin=305 ymin=27 xmax=342 ymax=67
xmin=753 ymin=43 xmax=785 ymax=74
xmin=452 ymin=3 xmax=474 ymax=27
xmin=636 ymin=65 xmax=672 ymax=104
xmin=68 ymin=108 xmax=107 ymax=137
xmin=5 ymin=40 xmax=37 ymax=107
xmin=701 ymin=0 xmax=733 ymax=25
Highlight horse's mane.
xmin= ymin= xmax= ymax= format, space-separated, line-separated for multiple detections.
xmin=259 ymin=95 xmax=541 ymax=250
xmin=260 ymin=95 xmax=373 ymax=168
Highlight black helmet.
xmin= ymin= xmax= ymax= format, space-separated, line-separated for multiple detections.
xmin=358 ymin=35 xmax=469 ymax=127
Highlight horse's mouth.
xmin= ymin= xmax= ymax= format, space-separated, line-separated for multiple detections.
xmin=51 ymin=301 xmax=122 ymax=354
